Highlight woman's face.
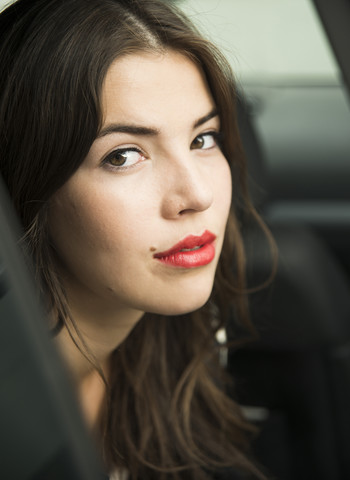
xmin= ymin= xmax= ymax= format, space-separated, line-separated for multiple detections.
xmin=49 ymin=51 xmax=232 ymax=323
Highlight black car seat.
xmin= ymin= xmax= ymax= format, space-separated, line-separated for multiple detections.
xmin=229 ymin=95 xmax=350 ymax=480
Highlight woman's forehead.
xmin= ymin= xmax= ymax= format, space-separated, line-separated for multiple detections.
xmin=100 ymin=50 xmax=216 ymax=131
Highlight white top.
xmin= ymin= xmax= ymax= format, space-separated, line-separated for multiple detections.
xmin=110 ymin=469 xmax=129 ymax=480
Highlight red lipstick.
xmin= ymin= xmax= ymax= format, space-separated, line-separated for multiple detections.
xmin=154 ymin=230 xmax=216 ymax=268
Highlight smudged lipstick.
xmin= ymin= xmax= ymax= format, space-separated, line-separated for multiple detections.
xmin=153 ymin=230 xmax=216 ymax=268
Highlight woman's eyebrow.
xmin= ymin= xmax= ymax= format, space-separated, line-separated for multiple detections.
xmin=97 ymin=124 xmax=159 ymax=138
xmin=97 ymin=108 xmax=219 ymax=139
xmin=193 ymin=108 xmax=218 ymax=129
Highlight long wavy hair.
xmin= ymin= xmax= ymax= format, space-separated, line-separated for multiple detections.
xmin=0 ymin=0 xmax=267 ymax=478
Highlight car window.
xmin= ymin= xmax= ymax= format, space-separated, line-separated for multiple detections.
xmin=179 ymin=0 xmax=340 ymax=86
xmin=0 ymin=0 xmax=14 ymax=11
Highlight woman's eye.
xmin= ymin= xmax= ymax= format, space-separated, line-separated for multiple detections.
xmin=102 ymin=148 xmax=145 ymax=169
xmin=191 ymin=132 xmax=219 ymax=151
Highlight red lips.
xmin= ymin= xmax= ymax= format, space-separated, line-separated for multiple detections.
xmin=153 ymin=230 xmax=216 ymax=268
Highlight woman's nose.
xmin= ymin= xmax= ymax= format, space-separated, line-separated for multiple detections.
xmin=160 ymin=157 xmax=214 ymax=219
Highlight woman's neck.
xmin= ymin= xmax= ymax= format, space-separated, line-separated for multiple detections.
xmin=53 ymin=306 xmax=144 ymax=427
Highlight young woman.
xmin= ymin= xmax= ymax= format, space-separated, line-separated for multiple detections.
xmin=0 ymin=0 xmax=266 ymax=478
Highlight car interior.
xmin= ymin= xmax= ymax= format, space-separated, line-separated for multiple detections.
xmin=230 ymin=90 xmax=350 ymax=480
xmin=0 ymin=0 xmax=349 ymax=479
xmin=214 ymin=0 xmax=350 ymax=479
xmin=0 ymin=179 xmax=102 ymax=478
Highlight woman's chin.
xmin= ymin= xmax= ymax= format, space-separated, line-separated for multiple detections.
xmin=148 ymin=288 xmax=213 ymax=316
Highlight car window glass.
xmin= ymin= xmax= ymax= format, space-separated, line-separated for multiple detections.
xmin=179 ymin=0 xmax=340 ymax=86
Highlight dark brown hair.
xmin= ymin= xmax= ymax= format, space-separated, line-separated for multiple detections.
xmin=0 ymin=0 xmax=266 ymax=478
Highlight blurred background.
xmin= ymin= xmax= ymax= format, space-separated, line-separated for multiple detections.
xmin=179 ymin=0 xmax=339 ymax=84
